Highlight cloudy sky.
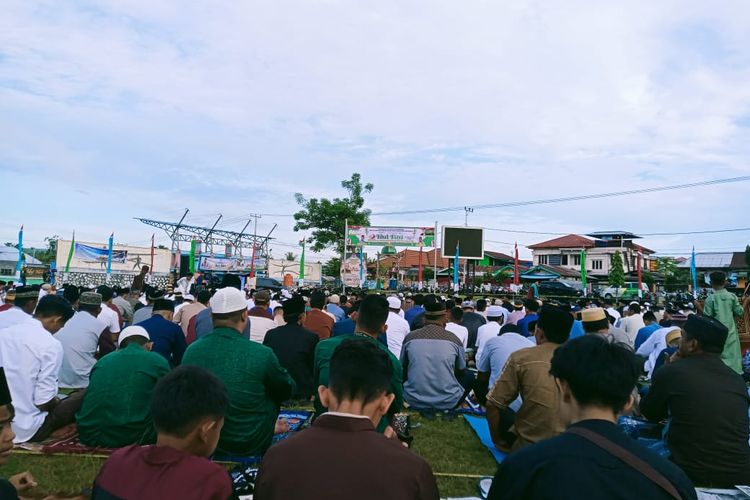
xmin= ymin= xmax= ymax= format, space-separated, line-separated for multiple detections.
xmin=2 ymin=1 xmax=750 ymax=262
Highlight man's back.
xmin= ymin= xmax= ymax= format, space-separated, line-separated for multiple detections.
xmin=263 ymin=324 xmax=318 ymax=399
xmin=132 ymin=305 xmax=152 ymax=325
xmin=194 ymin=307 xmax=251 ymax=340
xmin=112 ymin=296 xmax=134 ymax=324
xmin=489 ymin=419 xmax=696 ymax=500
xmin=255 ymin=414 xmax=438 ymax=500
xmin=92 ymin=444 xmax=233 ymax=500
xmin=0 ymin=307 xmax=31 ymax=330
xmin=182 ymin=327 xmax=294 ymax=456
xmin=477 ymin=333 xmax=534 ymax=389
xmin=303 ymin=309 xmax=334 ymax=340
xmin=56 ymin=311 xmax=106 ymax=389
xmin=475 ymin=322 xmax=501 ymax=361
xmin=487 ymin=342 xmax=564 ymax=449
xmin=77 ymin=344 xmax=170 ymax=447
xmin=401 ymin=325 xmax=466 ymax=411
xmin=138 ymin=315 xmax=187 ymax=367
xmin=641 ymin=354 xmax=750 ymax=487
xmin=386 ymin=311 xmax=411 ymax=357
xmin=174 ymin=302 xmax=205 ymax=336
xmin=516 ymin=313 xmax=537 ymax=337
xmin=250 ymin=315 xmax=277 ymax=343
xmin=460 ymin=311 xmax=486 ymax=348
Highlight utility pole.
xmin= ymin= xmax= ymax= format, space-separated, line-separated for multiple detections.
xmin=248 ymin=213 xmax=262 ymax=278
xmin=170 ymin=209 xmax=189 ymax=273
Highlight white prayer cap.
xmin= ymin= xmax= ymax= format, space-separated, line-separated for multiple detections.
xmin=210 ymin=287 xmax=248 ymax=314
xmin=487 ymin=305 xmax=504 ymax=318
xmin=387 ymin=296 xmax=402 ymax=309
xmin=119 ymin=325 xmax=150 ymax=344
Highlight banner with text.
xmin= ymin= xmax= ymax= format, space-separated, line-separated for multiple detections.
xmin=342 ymin=251 xmax=366 ymax=287
xmin=347 ymin=226 xmax=435 ymax=247
xmin=199 ymin=256 xmax=267 ymax=272
xmin=75 ymin=243 xmax=128 ymax=264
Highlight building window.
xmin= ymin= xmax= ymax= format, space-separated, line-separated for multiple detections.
xmin=538 ymin=255 xmax=548 ymax=265
xmin=572 ymin=254 xmax=581 ymax=266
xmin=592 ymin=260 xmax=603 ymax=270
xmin=0 ymin=268 xmax=12 ymax=276
xmin=560 ymin=255 xmax=568 ymax=266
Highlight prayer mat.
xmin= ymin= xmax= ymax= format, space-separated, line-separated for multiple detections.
xmin=41 ymin=435 xmax=117 ymax=456
xmin=463 ymin=415 xmax=506 ymax=464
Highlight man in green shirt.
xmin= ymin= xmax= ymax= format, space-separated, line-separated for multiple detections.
xmin=314 ymin=294 xmax=403 ymax=432
xmin=182 ymin=287 xmax=295 ymax=457
xmin=77 ymin=325 xmax=169 ymax=447
xmin=704 ymin=271 xmax=746 ymax=374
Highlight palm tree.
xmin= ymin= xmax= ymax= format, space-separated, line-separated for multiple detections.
xmin=285 ymin=252 xmax=297 ymax=261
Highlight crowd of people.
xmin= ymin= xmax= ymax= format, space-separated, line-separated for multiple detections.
xmin=0 ymin=268 xmax=748 ymax=498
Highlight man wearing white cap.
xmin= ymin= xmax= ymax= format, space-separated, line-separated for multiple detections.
xmin=385 ymin=296 xmax=410 ymax=358
xmin=77 ymin=326 xmax=170 ymax=447
xmin=475 ymin=306 xmax=506 ymax=363
xmin=326 ymin=294 xmax=345 ymax=322
xmin=183 ymin=287 xmax=295 ymax=457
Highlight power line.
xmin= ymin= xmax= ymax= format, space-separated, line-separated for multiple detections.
xmin=484 ymin=226 xmax=750 ymax=237
xmin=372 ymin=175 xmax=750 ymax=216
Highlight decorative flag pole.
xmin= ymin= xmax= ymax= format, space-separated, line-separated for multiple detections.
xmin=299 ymin=238 xmax=306 ymax=282
xmin=636 ymin=250 xmax=643 ymax=298
xmin=453 ymin=240 xmax=460 ymax=291
xmin=150 ymin=233 xmax=155 ymax=275
xmin=514 ymin=242 xmax=520 ymax=286
xmin=189 ymin=240 xmax=197 ymax=274
xmin=106 ymin=233 xmax=114 ymax=278
xmin=691 ymin=246 xmax=698 ymax=299
xmin=418 ymin=245 xmax=423 ymax=287
xmin=580 ymin=249 xmax=587 ymax=297
xmin=15 ymin=225 xmax=23 ymax=280
xmin=64 ymin=231 xmax=75 ymax=273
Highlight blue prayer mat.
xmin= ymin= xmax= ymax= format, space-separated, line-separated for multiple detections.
xmin=463 ymin=415 xmax=506 ymax=464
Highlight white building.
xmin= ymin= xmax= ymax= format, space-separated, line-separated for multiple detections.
xmin=528 ymin=232 xmax=655 ymax=281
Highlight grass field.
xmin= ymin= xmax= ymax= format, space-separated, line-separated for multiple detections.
xmin=3 ymin=413 xmax=498 ymax=498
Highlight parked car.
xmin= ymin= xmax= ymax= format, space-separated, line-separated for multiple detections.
xmin=599 ymin=281 xmax=649 ymax=299
xmin=254 ymin=277 xmax=284 ymax=290
xmin=538 ymin=280 xmax=583 ymax=297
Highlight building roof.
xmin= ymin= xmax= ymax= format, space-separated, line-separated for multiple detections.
xmin=677 ymin=252 xmax=734 ymax=269
xmin=0 ymin=247 xmax=42 ymax=265
xmin=585 ymin=231 xmax=642 ymax=240
xmin=484 ymin=250 xmax=515 ymax=261
xmin=731 ymin=252 xmax=748 ymax=269
xmin=528 ymin=234 xmax=595 ymax=250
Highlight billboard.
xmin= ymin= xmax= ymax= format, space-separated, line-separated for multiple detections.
xmin=199 ymin=256 xmax=267 ymax=273
xmin=75 ymin=243 xmax=128 ymax=264
xmin=347 ymin=226 xmax=435 ymax=247
xmin=341 ymin=251 xmax=366 ymax=287
xmin=56 ymin=239 xmax=171 ymax=273
xmin=441 ymin=226 xmax=484 ymax=260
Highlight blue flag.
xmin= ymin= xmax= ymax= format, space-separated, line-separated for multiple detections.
xmin=106 ymin=233 xmax=114 ymax=276
xmin=15 ymin=225 xmax=23 ymax=274
xmin=454 ymin=240 xmax=460 ymax=288
xmin=691 ymin=246 xmax=698 ymax=298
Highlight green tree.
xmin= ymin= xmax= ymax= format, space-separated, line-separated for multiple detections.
xmin=608 ymin=251 xmax=625 ymax=288
xmin=656 ymin=257 xmax=678 ymax=278
xmin=293 ymin=173 xmax=374 ymax=254
xmin=284 ymin=252 xmax=297 ymax=261
xmin=322 ymin=257 xmax=341 ymax=277
xmin=641 ymin=270 xmax=655 ymax=288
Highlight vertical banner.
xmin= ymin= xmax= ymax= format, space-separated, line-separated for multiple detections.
xmin=514 ymin=242 xmax=520 ymax=286
xmin=299 ymin=239 xmax=306 ymax=280
xmin=580 ymin=250 xmax=587 ymax=296
xmin=636 ymin=250 xmax=643 ymax=298
xmin=189 ymin=240 xmax=197 ymax=274
xmin=106 ymin=233 xmax=114 ymax=276
xmin=15 ymin=225 xmax=23 ymax=275
xmin=453 ymin=241 xmax=460 ymax=290
xmin=65 ymin=231 xmax=75 ymax=272
xmin=691 ymin=246 xmax=698 ymax=298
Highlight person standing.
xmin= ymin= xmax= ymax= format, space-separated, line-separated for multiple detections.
xmin=703 ymin=271 xmax=746 ymax=374
xmin=263 ymin=297 xmax=319 ymax=400
xmin=182 ymin=287 xmax=294 ymax=457
xmin=131 ymin=265 xmax=150 ymax=293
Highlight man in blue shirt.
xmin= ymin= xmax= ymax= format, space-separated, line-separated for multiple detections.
xmin=634 ymin=311 xmax=660 ymax=351
xmin=404 ymin=294 xmax=425 ymax=329
xmin=332 ymin=301 xmax=359 ymax=337
xmin=326 ymin=294 xmax=346 ymax=322
xmin=137 ymin=299 xmax=187 ymax=367
xmin=517 ymin=299 xmax=540 ymax=338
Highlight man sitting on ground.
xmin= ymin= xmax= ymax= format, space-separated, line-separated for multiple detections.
xmin=326 ymin=294 xmax=346 ymax=322
xmin=249 ymin=290 xmax=277 ymax=343
xmin=489 ymin=335 xmax=696 ymax=499
xmin=91 ymin=366 xmax=234 ymax=499
xmin=460 ymin=300 xmax=487 ymax=348
xmin=183 ymin=287 xmax=295 ymax=457
xmin=96 ymin=285 xmax=122 ymax=339
xmin=333 ymin=300 xmax=360 ymax=337
xmin=77 ymin=326 xmax=170 ymax=447
xmin=486 ymin=306 xmax=572 ymax=452
xmin=112 ymin=287 xmax=134 ymax=326
xmin=0 ymin=296 xmax=80 ymax=443
xmin=314 ymin=295 xmax=402 ymax=432
xmin=581 ymin=307 xmax=631 ymax=348
xmin=516 ymin=299 xmax=539 ymax=338
xmin=56 ymin=292 xmax=115 ymax=390
xmin=385 ymin=296 xmax=411 ymax=357
xmin=138 ymin=299 xmax=187 ymax=367
xmin=132 ymin=288 xmax=163 ymax=325
xmin=445 ymin=306 xmax=469 ymax=349
xmin=634 ymin=311 xmax=660 ymax=351
xmin=475 ymin=305 xmax=506 ymax=362
xmin=174 ymin=290 xmax=209 ymax=337
xmin=303 ymin=291 xmax=334 ymax=340
xmin=263 ymin=297 xmax=319 ymax=400
xmin=0 ymin=286 xmax=39 ymax=330
xmin=619 ymin=303 xmax=645 ymax=347
xmin=190 ymin=274 xmax=251 ymax=342
xmin=401 ymin=300 xmax=469 ymax=414
xmin=256 ymin=339 xmax=439 ymax=500
xmin=642 ymin=315 xmax=750 ymax=488
xmin=476 ymin=321 xmax=533 ymax=405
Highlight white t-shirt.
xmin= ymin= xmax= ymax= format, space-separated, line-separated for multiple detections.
xmin=475 ymin=321 xmax=502 ymax=362
xmin=446 ymin=322 xmax=469 ymax=349
xmin=56 ymin=311 xmax=106 ymax=389
xmin=636 ymin=326 xmax=679 ymax=378
xmin=97 ymin=306 xmax=121 ymax=334
xmin=620 ymin=314 xmax=645 ymax=347
xmin=250 ymin=316 xmax=277 ymax=343
xmin=477 ymin=332 xmax=534 ymax=389
xmin=385 ymin=311 xmax=411 ymax=359
xmin=0 ymin=307 xmax=32 ymax=331
xmin=0 ymin=316 xmax=63 ymax=442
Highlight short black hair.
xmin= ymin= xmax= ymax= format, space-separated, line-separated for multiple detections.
xmin=582 ymin=318 xmax=610 ymax=333
xmin=445 ymin=299 xmax=456 ymax=311
xmin=219 ymin=274 xmax=241 ymax=290
xmin=523 ymin=299 xmax=539 ymax=312
xmin=310 ymin=291 xmax=326 ymax=309
xmin=537 ymin=305 xmax=573 ymax=343
xmin=79 ymin=303 xmax=100 ymax=315
xmin=357 ymin=295 xmax=389 ymax=333
xmin=196 ymin=290 xmax=212 ymax=304
xmin=35 ymin=295 xmax=75 ymax=323
xmin=413 ymin=294 xmax=425 ymax=306
xmin=449 ymin=306 xmax=464 ymax=322
xmin=628 ymin=303 xmax=641 ymax=314
xmin=329 ymin=339 xmax=393 ymax=405
xmin=153 ymin=299 xmax=175 ymax=313
xmin=151 ymin=365 xmax=229 ymax=438
xmin=96 ymin=285 xmax=114 ymax=302
xmin=710 ymin=271 xmax=726 ymax=286
xmin=550 ymin=335 xmax=639 ymax=413
xmin=63 ymin=286 xmax=80 ymax=304
xmin=476 ymin=299 xmax=488 ymax=312
xmin=643 ymin=311 xmax=657 ymax=322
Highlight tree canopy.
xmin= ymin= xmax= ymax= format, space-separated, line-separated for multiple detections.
xmin=293 ymin=173 xmax=374 ymax=254
xmin=608 ymin=251 xmax=625 ymax=287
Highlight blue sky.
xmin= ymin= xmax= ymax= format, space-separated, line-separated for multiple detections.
xmin=2 ymin=1 xmax=750 ymax=261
